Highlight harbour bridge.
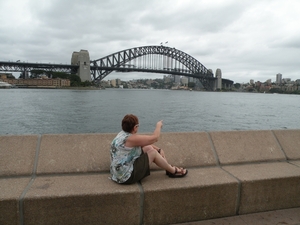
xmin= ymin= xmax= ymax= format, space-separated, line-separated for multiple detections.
xmin=0 ymin=45 xmax=233 ymax=90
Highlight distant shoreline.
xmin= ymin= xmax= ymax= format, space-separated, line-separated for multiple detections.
xmin=13 ymin=86 xmax=102 ymax=90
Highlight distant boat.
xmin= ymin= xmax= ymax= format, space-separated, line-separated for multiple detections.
xmin=0 ymin=81 xmax=12 ymax=88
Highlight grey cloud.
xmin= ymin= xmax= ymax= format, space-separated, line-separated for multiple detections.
xmin=1 ymin=0 xmax=300 ymax=83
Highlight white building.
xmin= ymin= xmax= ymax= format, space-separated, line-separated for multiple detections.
xmin=181 ymin=76 xmax=188 ymax=85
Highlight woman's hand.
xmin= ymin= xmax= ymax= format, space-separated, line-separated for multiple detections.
xmin=156 ymin=120 xmax=163 ymax=128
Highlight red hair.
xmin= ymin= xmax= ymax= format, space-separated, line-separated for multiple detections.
xmin=122 ymin=114 xmax=139 ymax=133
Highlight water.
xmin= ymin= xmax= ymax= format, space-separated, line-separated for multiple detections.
xmin=0 ymin=88 xmax=299 ymax=135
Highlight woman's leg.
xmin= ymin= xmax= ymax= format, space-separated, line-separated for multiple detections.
xmin=142 ymin=145 xmax=186 ymax=174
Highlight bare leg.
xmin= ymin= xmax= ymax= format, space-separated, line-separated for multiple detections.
xmin=143 ymin=145 xmax=185 ymax=174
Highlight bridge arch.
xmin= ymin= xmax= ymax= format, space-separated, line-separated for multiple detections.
xmin=90 ymin=45 xmax=214 ymax=83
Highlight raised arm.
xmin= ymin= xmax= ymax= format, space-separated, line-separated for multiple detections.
xmin=125 ymin=120 xmax=163 ymax=147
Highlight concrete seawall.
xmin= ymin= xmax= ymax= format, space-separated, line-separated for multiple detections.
xmin=1 ymin=130 xmax=300 ymax=225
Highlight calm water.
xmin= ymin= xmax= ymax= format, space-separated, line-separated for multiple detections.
xmin=0 ymin=88 xmax=299 ymax=135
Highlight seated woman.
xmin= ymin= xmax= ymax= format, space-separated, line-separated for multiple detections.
xmin=110 ymin=114 xmax=187 ymax=184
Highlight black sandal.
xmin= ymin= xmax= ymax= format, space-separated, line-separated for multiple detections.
xmin=167 ymin=167 xmax=188 ymax=178
xmin=166 ymin=165 xmax=173 ymax=175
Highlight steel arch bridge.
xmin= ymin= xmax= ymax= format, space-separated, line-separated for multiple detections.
xmin=90 ymin=45 xmax=215 ymax=90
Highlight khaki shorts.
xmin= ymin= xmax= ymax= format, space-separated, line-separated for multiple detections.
xmin=122 ymin=152 xmax=150 ymax=184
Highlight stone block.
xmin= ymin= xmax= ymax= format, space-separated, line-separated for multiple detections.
xmin=273 ymin=130 xmax=300 ymax=160
xmin=223 ymin=162 xmax=300 ymax=214
xmin=209 ymin=130 xmax=285 ymax=165
xmin=290 ymin=160 xmax=300 ymax=167
xmin=141 ymin=167 xmax=239 ymax=225
xmin=239 ymin=207 xmax=300 ymax=225
xmin=23 ymin=174 xmax=141 ymax=225
xmin=0 ymin=178 xmax=31 ymax=225
xmin=155 ymin=132 xmax=217 ymax=168
xmin=0 ymin=135 xmax=38 ymax=176
xmin=36 ymin=133 xmax=116 ymax=174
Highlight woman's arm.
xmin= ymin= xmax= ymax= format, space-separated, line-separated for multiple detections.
xmin=125 ymin=120 xmax=163 ymax=147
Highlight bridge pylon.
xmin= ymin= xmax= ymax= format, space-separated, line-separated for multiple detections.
xmin=216 ymin=68 xmax=222 ymax=90
xmin=71 ymin=50 xmax=91 ymax=82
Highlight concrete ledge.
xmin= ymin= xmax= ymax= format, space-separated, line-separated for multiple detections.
xmin=273 ymin=130 xmax=300 ymax=159
xmin=0 ymin=135 xmax=38 ymax=176
xmin=209 ymin=130 xmax=286 ymax=165
xmin=142 ymin=168 xmax=239 ymax=225
xmin=290 ymin=160 xmax=300 ymax=167
xmin=153 ymin=132 xmax=217 ymax=169
xmin=1 ymin=129 xmax=300 ymax=225
xmin=0 ymin=178 xmax=31 ymax=225
xmin=223 ymin=162 xmax=300 ymax=214
xmin=23 ymin=174 xmax=141 ymax=225
xmin=37 ymin=133 xmax=114 ymax=174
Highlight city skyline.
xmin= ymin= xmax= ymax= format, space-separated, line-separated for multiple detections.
xmin=105 ymin=71 xmax=299 ymax=85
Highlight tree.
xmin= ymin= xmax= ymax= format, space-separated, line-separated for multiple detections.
xmin=51 ymin=72 xmax=69 ymax=79
xmin=234 ymin=83 xmax=241 ymax=89
xmin=69 ymin=75 xmax=81 ymax=86
xmin=81 ymin=80 xmax=92 ymax=87
xmin=188 ymin=82 xmax=195 ymax=88
xmin=271 ymin=88 xmax=284 ymax=93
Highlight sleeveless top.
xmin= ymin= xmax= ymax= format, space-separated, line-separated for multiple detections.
xmin=110 ymin=130 xmax=142 ymax=183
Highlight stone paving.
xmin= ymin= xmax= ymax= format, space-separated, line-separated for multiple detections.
xmin=174 ymin=207 xmax=300 ymax=225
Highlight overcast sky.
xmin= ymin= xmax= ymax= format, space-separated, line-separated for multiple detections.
xmin=1 ymin=0 xmax=299 ymax=83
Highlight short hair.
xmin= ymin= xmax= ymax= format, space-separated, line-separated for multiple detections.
xmin=122 ymin=114 xmax=139 ymax=133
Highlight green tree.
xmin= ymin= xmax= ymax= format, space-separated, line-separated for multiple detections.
xmin=51 ymin=72 xmax=69 ymax=79
xmin=81 ymin=80 xmax=92 ymax=87
xmin=234 ymin=83 xmax=241 ymax=89
xmin=269 ymin=88 xmax=283 ymax=94
xmin=69 ymin=74 xmax=81 ymax=86
xmin=188 ymin=82 xmax=195 ymax=88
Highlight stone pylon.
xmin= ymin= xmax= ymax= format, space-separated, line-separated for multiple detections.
xmin=216 ymin=68 xmax=222 ymax=90
xmin=71 ymin=50 xmax=91 ymax=82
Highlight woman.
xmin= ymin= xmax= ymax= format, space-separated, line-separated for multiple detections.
xmin=110 ymin=114 xmax=188 ymax=184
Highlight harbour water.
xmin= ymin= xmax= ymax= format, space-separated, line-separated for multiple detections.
xmin=0 ymin=88 xmax=299 ymax=135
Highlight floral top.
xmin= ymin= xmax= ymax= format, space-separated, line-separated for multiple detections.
xmin=110 ymin=130 xmax=142 ymax=183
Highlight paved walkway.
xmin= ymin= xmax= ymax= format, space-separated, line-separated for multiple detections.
xmin=174 ymin=207 xmax=300 ymax=225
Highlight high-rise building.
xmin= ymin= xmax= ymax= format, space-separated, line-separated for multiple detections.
xmin=111 ymin=79 xmax=116 ymax=87
xmin=173 ymin=75 xmax=181 ymax=84
xmin=188 ymin=76 xmax=195 ymax=83
xmin=283 ymin=78 xmax=291 ymax=84
xmin=116 ymin=79 xmax=121 ymax=86
xmin=276 ymin=73 xmax=282 ymax=84
xmin=181 ymin=76 xmax=188 ymax=85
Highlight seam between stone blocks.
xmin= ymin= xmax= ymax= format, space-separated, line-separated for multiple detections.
xmin=137 ymin=181 xmax=145 ymax=225
xmin=271 ymin=130 xmax=288 ymax=161
xmin=19 ymin=134 xmax=42 ymax=225
xmin=206 ymin=132 xmax=220 ymax=166
xmin=206 ymin=131 xmax=242 ymax=216
xmin=220 ymin=167 xmax=242 ymax=215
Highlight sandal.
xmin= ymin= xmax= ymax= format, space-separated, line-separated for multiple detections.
xmin=167 ymin=166 xmax=188 ymax=178
xmin=166 ymin=166 xmax=181 ymax=175
xmin=166 ymin=166 xmax=173 ymax=175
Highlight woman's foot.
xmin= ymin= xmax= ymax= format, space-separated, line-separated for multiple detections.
xmin=166 ymin=166 xmax=188 ymax=178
